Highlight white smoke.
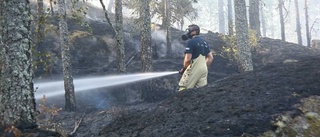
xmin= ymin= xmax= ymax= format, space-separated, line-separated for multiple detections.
xmin=151 ymin=30 xmax=185 ymax=58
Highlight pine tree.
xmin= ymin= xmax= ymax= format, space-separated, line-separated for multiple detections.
xmin=0 ymin=0 xmax=37 ymax=128
xmin=278 ymin=0 xmax=286 ymax=41
xmin=234 ymin=0 xmax=253 ymax=72
xmin=140 ymin=0 xmax=153 ymax=101
xmin=58 ymin=0 xmax=76 ymax=111
xmin=305 ymin=0 xmax=311 ymax=47
xmin=228 ymin=0 xmax=234 ymax=36
xmin=294 ymin=0 xmax=303 ymax=45
xmin=249 ymin=0 xmax=261 ymax=37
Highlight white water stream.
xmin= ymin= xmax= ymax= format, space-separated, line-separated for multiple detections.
xmin=34 ymin=71 xmax=178 ymax=99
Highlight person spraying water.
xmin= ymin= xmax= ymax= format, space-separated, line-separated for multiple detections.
xmin=178 ymin=24 xmax=214 ymax=91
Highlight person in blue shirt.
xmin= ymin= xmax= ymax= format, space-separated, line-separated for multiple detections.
xmin=178 ymin=24 xmax=214 ymax=91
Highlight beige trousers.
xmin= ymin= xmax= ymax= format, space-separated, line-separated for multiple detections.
xmin=178 ymin=55 xmax=208 ymax=91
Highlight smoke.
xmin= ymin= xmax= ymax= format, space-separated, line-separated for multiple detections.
xmin=172 ymin=39 xmax=185 ymax=55
xmin=151 ymin=30 xmax=185 ymax=58
xmin=76 ymin=88 xmax=115 ymax=110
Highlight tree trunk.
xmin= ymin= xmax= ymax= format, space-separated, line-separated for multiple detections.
xmin=305 ymin=0 xmax=311 ymax=47
xmin=140 ymin=0 xmax=152 ymax=72
xmin=108 ymin=0 xmax=115 ymax=12
xmin=270 ymin=4 xmax=275 ymax=38
xmin=260 ymin=2 xmax=267 ymax=37
xmin=99 ymin=0 xmax=126 ymax=73
xmin=228 ymin=0 xmax=234 ymax=36
xmin=140 ymin=0 xmax=153 ymax=101
xmin=294 ymin=0 xmax=302 ymax=45
xmin=35 ymin=0 xmax=46 ymax=74
xmin=36 ymin=0 xmax=44 ymax=43
xmin=50 ymin=0 xmax=54 ymax=16
xmin=278 ymin=0 xmax=286 ymax=41
xmin=58 ymin=0 xmax=76 ymax=111
xmin=234 ymin=0 xmax=253 ymax=72
xmin=165 ymin=0 xmax=172 ymax=57
xmin=161 ymin=1 xmax=167 ymax=29
xmin=0 ymin=0 xmax=37 ymax=128
xmin=180 ymin=18 xmax=184 ymax=31
xmin=115 ymin=0 xmax=126 ymax=73
xmin=219 ymin=0 xmax=225 ymax=34
xmin=249 ymin=0 xmax=261 ymax=37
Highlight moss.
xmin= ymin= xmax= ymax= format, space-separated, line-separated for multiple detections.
xmin=260 ymin=97 xmax=320 ymax=137
xmin=299 ymin=96 xmax=320 ymax=114
xmin=44 ymin=24 xmax=58 ymax=35
xmin=276 ymin=126 xmax=298 ymax=137
xmin=69 ymin=30 xmax=92 ymax=42
xmin=258 ymin=130 xmax=276 ymax=137
xmin=304 ymin=112 xmax=320 ymax=136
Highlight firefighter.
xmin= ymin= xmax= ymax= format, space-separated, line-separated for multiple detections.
xmin=178 ymin=24 xmax=214 ymax=91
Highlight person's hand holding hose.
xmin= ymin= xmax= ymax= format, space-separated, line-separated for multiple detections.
xmin=179 ymin=67 xmax=186 ymax=75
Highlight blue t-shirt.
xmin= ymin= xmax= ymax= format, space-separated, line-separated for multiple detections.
xmin=185 ymin=36 xmax=210 ymax=60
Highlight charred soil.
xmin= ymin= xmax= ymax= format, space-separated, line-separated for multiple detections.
xmin=2 ymin=31 xmax=320 ymax=136
xmin=58 ymin=38 xmax=320 ymax=137
xmin=97 ymin=56 xmax=320 ymax=137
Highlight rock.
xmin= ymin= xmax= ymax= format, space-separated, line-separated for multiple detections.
xmin=312 ymin=39 xmax=320 ymax=49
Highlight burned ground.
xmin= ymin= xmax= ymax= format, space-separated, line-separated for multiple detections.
xmin=97 ymin=54 xmax=320 ymax=137
xmin=35 ymin=38 xmax=319 ymax=137
xmin=1 ymin=2 xmax=320 ymax=136
xmin=1 ymin=37 xmax=320 ymax=137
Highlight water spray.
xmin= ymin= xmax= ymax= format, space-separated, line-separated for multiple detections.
xmin=34 ymin=71 xmax=178 ymax=99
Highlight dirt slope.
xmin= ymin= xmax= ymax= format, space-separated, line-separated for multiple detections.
xmin=2 ymin=39 xmax=318 ymax=137
xmin=96 ymin=43 xmax=320 ymax=136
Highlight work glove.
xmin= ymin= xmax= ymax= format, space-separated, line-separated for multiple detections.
xmin=179 ymin=67 xmax=186 ymax=75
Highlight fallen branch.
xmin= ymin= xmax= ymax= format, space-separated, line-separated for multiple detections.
xmin=69 ymin=107 xmax=88 ymax=136
xmin=126 ymin=52 xmax=139 ymax=67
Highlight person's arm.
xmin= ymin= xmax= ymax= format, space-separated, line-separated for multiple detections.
xmin=183 ymin=53 xmax=192 ymax=68
xmin=206 ymin=52 xmax=213 ymax=67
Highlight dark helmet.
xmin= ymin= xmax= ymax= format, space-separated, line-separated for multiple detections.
xmin=187 ymin=24 xmax=200 ymax=35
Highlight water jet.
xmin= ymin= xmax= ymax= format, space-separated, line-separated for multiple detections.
xmin=34 ymin=71 xmax=178 ymax=99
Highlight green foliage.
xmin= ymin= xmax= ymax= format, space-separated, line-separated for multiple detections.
xmin=219 ymin=29 xmax=261 ymax=64
xmin=70 ymin=0 xmax=92 ymax=33
xmin=33 ymin=50 xmax=58 ymax=76
xmin=35 ymin=3 xmax=51 ymax=40
xmin=32 ymin=24 xmax=59 ymax=76
xmin=248 ymin=29 xmax=260 ymax=48
xmin=219 ymin=34 xmax=238 ymax=63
